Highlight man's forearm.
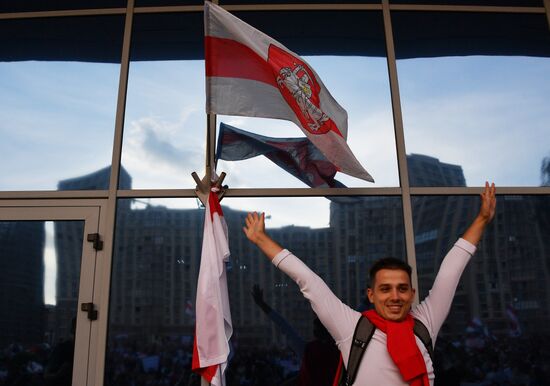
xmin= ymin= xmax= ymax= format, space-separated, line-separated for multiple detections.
xmin=254 ymin=232 xmax=284 ymax=261
xmin=462 ymin=215 xmax=490 ymax=246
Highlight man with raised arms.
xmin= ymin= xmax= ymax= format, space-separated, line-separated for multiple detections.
xmin=243 ymin=182 xmax=496 ymax=386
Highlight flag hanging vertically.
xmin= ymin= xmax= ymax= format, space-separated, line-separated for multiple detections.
xmin=192 ymin=190 xmax=232 ymax=386
xmin=216 ymin=122 xmax=346 ymax=189
xmin=204 ymin=1 xmax=374 ymax=183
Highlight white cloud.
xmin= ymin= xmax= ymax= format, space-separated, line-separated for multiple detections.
xmin=122 ymin=114 xmax=205 ymax=188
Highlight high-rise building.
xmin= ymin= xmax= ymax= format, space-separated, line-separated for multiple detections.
xmin=542 ymin=156 xmax=550 ymax=187
xmin=57 ymin=166 xmax=132 ymax=191
xmin=330 ymin=196 xmax=405 ymax=308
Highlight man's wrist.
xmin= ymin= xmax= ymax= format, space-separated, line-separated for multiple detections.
xmin=254 ymin=231 xmax=270 ymax=246
xmin=474 ymin=214 xmax=490 ymax=227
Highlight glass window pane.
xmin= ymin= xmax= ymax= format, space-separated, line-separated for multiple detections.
xmin=105 ymin=196 xmax=404 ymax=385
xmin=412 ymin=195 xmax=550 ymax=385
xmin=216 ymin=11 xmax=397 ymax=188
xmin=391 ymin=0 xmax=542 ymax=5
xmin=220 ymin=0 xmax=379 ymax=4
xmin=232 ymin=10 xmax=387 ymax=57
xmin=0 ymin=220 xmax=84 ymax=385
xmin=136 ymin=0 xmax=203 ymax=6
xmin=0 ymin=0 xmax=126 ymax=13
xmin=120 ymin=13 xmax=205 ymax=189
xmin=394 ymin=12 xmax=550 ymax=187
xmin=0 ymin=16 xmax=124 ymax=191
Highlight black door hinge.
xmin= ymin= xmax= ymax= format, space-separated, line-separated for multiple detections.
xmin=81 ymin=302 xmax=98 ymax=321
xmin=87 ymin=233 xmax=103 ymax=251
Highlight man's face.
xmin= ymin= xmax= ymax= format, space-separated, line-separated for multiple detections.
xmin=367 ymin=269 xmax=415 ymax=322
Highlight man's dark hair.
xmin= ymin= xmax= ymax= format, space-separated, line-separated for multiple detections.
xmin=369 ymin=257 xmax=412 ymax=287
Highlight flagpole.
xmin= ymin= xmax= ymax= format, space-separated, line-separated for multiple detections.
xmin=206 ymin=113 xmax=217 ymax=177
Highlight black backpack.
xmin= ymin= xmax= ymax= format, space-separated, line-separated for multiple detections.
xmin=336 ymin=316 xmax=435 ymax=386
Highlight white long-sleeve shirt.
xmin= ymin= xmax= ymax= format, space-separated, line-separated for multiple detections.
xmin=271 ymin=238 xmax=476 ymax=386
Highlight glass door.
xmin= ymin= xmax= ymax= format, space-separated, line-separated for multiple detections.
xmin=0 ymin=203 xmax=103 ymax=386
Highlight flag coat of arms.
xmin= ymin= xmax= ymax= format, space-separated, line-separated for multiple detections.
xmin=204 ymin=1 xmax=374 ymax=182
xmin=192 ymin=191 xmax=232 ymax=386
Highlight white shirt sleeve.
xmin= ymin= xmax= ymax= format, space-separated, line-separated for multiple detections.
xmin=412 ymin=238 xmax=477 ymax=342
xmin=272 ymin=249 xmax=361 ymax=345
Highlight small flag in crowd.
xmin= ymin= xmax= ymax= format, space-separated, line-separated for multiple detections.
xmin=192 ymin=190 xmax=232 ymax=386
xmin=204 ymin=1 xmax=373 ymax=183
xmin=185 ymin=300 xmax=195 ymax=320
xmin=506 ymin=304 xmax=522 ymax=337
xmin=216 ymin=123 xmax=346 ymax=189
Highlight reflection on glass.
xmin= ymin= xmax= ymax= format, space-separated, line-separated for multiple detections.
xmin=217 ymin=54 xmax=398 ymax=188
xmin=222 ymin=0 xmax=378 ymax=4
xmin=0 ymin=16 xmax=123 ymax=191
xmin=0 ymin=220 xmax=84 ymax=386
xmin=408 ymin=153 xmax=466 ymax=187
xmin=412 ymin=195 xmax=550 ymax=384
xmin=120 ymin=60 xmax=205 ymax=190
xmin=394 ymin=12 xmax=550 ymax=187
xmin=0 ymin=0 xmax=126 ymax=13
xmin=120 ymin=12 xmax=205 ymax=190
xmin=105 ymin=196 xmax=404 ymax=385
xmin=390 ymin=0 xmax=542 ymax=4
xmin=212 ymin=10 xmax=398 ymax=188
xmin=136 ymin=0 xmax=202 ymax=5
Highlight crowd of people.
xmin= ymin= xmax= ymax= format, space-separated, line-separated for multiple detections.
xmin=103 ymin=335 xmax=300 ymax=386
xmin=434 ymin=335 xmax=550 ymax=386
xmin=1 ymin=332 xmax=549 ymax=385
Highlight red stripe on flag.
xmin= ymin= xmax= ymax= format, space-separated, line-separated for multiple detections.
xmin=205 ymin=36 xmax=277 ymax=87
xmin=208 ymin=191 xmax=224 ymax=221
xmin=192 ymin=333 xmax=219 ymax=382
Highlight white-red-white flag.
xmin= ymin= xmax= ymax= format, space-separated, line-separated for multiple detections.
xmin=192 ymin=191 xmax=232 ymax=386
xmin=204 ymin=1 xmax=374 ymax=182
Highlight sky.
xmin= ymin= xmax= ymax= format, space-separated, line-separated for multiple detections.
xmin=1 ymin=53 xmax=549 ymax=305
xmin=1 ymin=55 xmax=549 ymax=196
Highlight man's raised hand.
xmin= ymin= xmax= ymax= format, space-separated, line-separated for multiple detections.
xmin=243 ymin=211 xmax=283 ymax=260
xmin=479 ymin=181 xmax=496 ymax=224
xmin=243 ymin=212 xmax=266 ymax=245
xmin=462 ymin=181 xmax=496 ymax=246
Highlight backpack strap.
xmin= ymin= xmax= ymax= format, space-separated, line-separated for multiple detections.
xmin=413 ymin=318 xmax=435 ymax=369
xmin=337 ymin=316 xmax=435 ymax=386
xmin=339 ymin=316 xmax=376 ymax=386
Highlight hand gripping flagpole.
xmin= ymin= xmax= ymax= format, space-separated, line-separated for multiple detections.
xmin=192 ymin=113 xmax=227 ymax=206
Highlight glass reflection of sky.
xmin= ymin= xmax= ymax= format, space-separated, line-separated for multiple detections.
xmin=1 ymin=55 xmax=549 ymax=191
xmin=399 ymin=55 xmax=550 ymax=187
xmin=0 ymin=61 xmax=119 ymax=190
xmin=120 ymin=60 xmax=206 ymax=190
